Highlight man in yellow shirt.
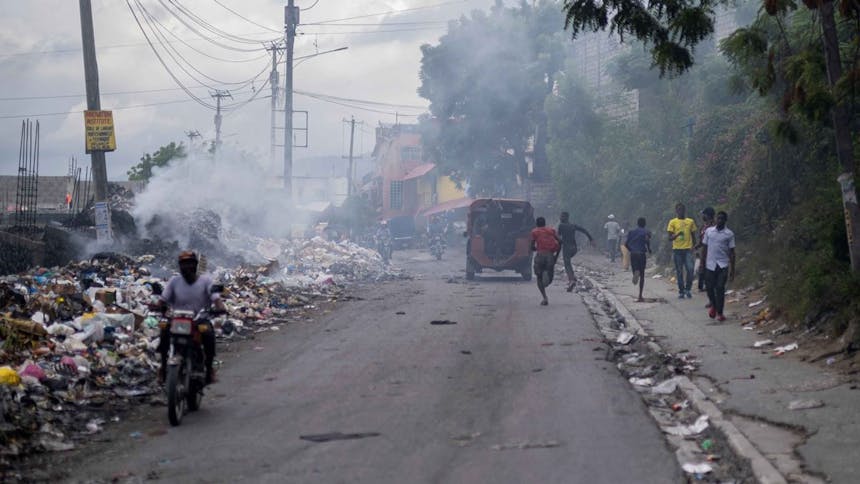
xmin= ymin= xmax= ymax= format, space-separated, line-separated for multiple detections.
xmin=666 ymin=203 xmax=698 ymax=299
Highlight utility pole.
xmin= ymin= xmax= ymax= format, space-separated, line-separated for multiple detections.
xmin=267 ymin=42 xmax=283 ymax=170
xmin=211 ymin=90 xmax=232 ymax=152
xmin=343 ymin=116 xmax=364 ymax=197
xmin=78 ymin=0 xmax=108 ymax=202
xmin=284 ymin=0 xmax=298 ymax=200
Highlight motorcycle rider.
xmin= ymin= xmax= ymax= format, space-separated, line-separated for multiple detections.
xmin=375 ymin=220 xmax=393 ymax=260
xmin=151 ymin=251 xmax=225 ymax=385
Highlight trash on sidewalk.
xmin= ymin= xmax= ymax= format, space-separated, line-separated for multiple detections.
xmin=629 ymin=377 xmax=654 ymax=386
xmin=616 ymin=331 xmax=635 ymax=345
xmin=748 ymin=299 xmax=766 ymax=308
xmin=771 ymin=324 xmax=790 ymax=336
xmin=651 ymin=377 xmax=682 ymax=395
xmin=753 ymin=339 xmax=773 ymax=348
xmin=682 ymin=462 xmax=713 ymax=474
xmin=430 ymin=320 xmax=457 ymax=325
xmin=788 ymin=399 xmax=825 ymax=410
xmin=671 ymin=400 xmax=689 ymax=412
xmin=664 ymin=415 xmax=709 ymax=436
xmin=774 ymin=342 xmax=798 ymax=355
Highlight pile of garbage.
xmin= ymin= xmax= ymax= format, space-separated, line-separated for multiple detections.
xmin=0 ymin=236 xmax=402 ymax=467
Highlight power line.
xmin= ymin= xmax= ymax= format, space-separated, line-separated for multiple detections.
xmin=139 ymin=0 xmax=271 ymax=63
xmin=212 ymin=0 xmax=282 ymax=33
xmin=304 ymin=0 xmax=470 ymax=25
xmin=153 ymin=0 xmax=274 ymax=52
xmin=136 ymin=0 xmax=266 ymax=88
xmin=0 ymin=84 xmax=258 ymax=102
xmin=295 ymin=91 xmax=422 ymax=117
xmin=0 ymin=98 xmax=199 ymax=119
xmin=162 ymin=0 xmax=272 ymax=45
xmin=126 ymin=0 xmax=216 ymax=109
xmin=298 ymin=26 xmax=445 ymax=36
xmin=294 ymin=90 xmax=427 ymax=109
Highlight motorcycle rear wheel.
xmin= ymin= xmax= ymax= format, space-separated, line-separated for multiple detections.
xmin=167 ymin=365 xmax=186 ymax=426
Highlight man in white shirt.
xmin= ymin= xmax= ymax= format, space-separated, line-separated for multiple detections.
xmin=701 ymin=211 xmax=736 ymax=322
xmin=604 ymin=214 xmax=621 ymax=262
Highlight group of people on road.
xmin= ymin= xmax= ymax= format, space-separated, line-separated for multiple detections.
xmin=530 ymin=204 xmax=737 ymax=321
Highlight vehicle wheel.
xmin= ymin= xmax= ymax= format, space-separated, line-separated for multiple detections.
xmin=167 ymin=365 xmax=185 ymax=426
xmin=187 ymin=381 xmax=202 ymax=411
xmin=466 ymin=257 xmax=476 ymax=280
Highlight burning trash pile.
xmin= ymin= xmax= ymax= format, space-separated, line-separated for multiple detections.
xmin=0 ymin=236 xmax=403 ymax=467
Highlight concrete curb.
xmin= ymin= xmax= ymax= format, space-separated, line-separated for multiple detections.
xmin=584 ymin=276 xmax=788 ymax=484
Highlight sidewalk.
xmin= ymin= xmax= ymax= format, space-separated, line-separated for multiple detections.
xmin=574 ymin=252 xmax=859 ymax=483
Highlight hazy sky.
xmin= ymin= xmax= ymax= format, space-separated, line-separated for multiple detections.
xmin=0 ymin=0 xmax=498 ymax=179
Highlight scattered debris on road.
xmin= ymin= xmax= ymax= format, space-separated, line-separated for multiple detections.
xmin=788 ymin=399 xmax=825 ymax=411
xmin=430 ymin=320 xmax=457 ymax=325
xmin=299 ymin=432 xmax=381 ymax=443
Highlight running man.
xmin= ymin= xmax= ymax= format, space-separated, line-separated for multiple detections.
xmin=557 ymin=212 xmax=594 ymax=292
xmin=667 ymin=203 xmax=698 ymax=299
xmin=625 ymin=217 xmax=652 ymax=302
xmin=531 ymin=217 xmax=561 ymax=306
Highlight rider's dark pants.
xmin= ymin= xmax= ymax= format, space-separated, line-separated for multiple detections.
xmin=159 ymin=324 xmax=216 ymax=371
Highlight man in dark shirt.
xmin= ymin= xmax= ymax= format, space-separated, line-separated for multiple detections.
xmin=625 ymin=217 xmax=652 ymax=302
xmin=557 ymin=212 xmax=594 ymax=292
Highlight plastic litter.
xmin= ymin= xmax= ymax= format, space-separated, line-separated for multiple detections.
xmin=616 ymin=331 xmax=635 ymax=345
xmin=0 ymin=367 xmax=22 ymax=386
xmin=629 ymin=377 xmax=654 ymax=386
xmin=748 ymin=299 xmax=765 ymax=308
xmin=664 ymin=415 xmax=709 ymax=436
xmin=774 ymin=342 xmax=798 ymax=355
xmin=700 ymin=439 xmax=714 ymax=451
xmin=682 ymin=462 xmax=713 ymax=474
xmin=788 ymin=399 xmax=825 ymax=410
xmin=651 ymin=377 xmax=682 ymax=395
xmin=753 ymin=339 xmax=773 ymax=348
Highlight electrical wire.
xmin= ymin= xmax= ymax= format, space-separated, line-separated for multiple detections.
xmin=301 ymin=0 xmax=321 ymax=11
xmin=154 ymin=0 xmax=273 ymax=52
xmin=140 ymin=1 xmax=271 ymax=63
xmin=295 ymin=91 xmax=422 ymax=117
xmin=164 ymin=0 xmax=273 ymax=45
xmin=135 ymin=0 xmax=271 ymax=90
xmin=126 ymin=0 xmax=216 ymax=109
xmin=304 ymin=0 xmax=470 ymax=25
xmin=293 ymin=90 xmax=426 ymax=109
xmin=212 ymin=0 xmax=282 ymax=33
xmin=0 ymin=98 xmax=199 ymax=119
xmin=298 ymin=26 xmax=445 ymax=36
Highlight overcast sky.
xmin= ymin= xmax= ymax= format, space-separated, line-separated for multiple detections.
xmin=0 ymin=0 xmax=499 ymax=180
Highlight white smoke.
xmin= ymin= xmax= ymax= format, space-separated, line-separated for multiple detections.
xmin=131 ymin=145 xmax=306 ymax=248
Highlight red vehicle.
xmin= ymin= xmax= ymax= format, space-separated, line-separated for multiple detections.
xmin=465 ymin=199 xmax=534 ymax=281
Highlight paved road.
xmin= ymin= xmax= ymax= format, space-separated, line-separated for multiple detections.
xmin=63 ymin=248 xmax=681 ymax=483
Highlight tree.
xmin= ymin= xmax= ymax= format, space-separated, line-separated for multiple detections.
xmin=418 ymin=1 xmax=565 ymax=195
xmin=562 ymin=0 xmax=860 ymax=271
xmin=127 ymin=142 xmax=187 ymax=182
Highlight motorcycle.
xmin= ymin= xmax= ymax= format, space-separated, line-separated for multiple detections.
xmin=429 ymin=234 xmax=446 ymax=260
xmin=163 ymin=309 xmax=213 ymax=426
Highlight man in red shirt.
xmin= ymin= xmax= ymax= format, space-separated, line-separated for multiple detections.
xmin=531 ymin=217 xmax=561 ymax=306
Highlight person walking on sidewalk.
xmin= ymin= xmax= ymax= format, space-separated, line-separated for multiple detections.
xmin=531 ymin=217 xmax=561 ymax=306
xmin=702 ymin=211 xmax=736 ymax=321
xmin=625 ymin=217 xmax=652 ymax=302
xmin=557 ymin=211 xmax=594 ymax=292
xmin=604 ymin=214 xmax=621 ymax=263
xmin=695 ymin=207 xmax=715 ymax=294
xmin=667 ymin=203 xmax=698 ymax=299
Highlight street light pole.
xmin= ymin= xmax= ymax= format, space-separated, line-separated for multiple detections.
xmin=283 ymin=0 xmax=297 ymax=201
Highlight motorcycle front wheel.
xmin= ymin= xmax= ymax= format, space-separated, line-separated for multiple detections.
xmin=167 ymin=364 xmax=186 ymax=426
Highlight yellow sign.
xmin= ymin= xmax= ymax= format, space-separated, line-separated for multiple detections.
xmin=84 ymin=110 xmax=116 ymax=153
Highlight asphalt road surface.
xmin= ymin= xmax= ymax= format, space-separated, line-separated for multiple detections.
xmin=62 ymin=247 xmax=681 ymax=483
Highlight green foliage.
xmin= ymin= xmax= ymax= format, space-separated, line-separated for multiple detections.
xmin=561 ymin=0 xmax=717 ymax=76
xmin=417 ymin=1 xmax=565 ymax=195
xmin=127 ymin=142 xmax=186 ymax=182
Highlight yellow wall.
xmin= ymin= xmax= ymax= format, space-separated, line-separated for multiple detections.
xmin=437 ymin=176 xmax=465 ymax=203
xmin=417 ymin=177 xmax=434 ymax=208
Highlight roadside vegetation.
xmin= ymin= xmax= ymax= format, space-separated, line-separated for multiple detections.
xmin=418 ymin=0 xmax=860 ymax=348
